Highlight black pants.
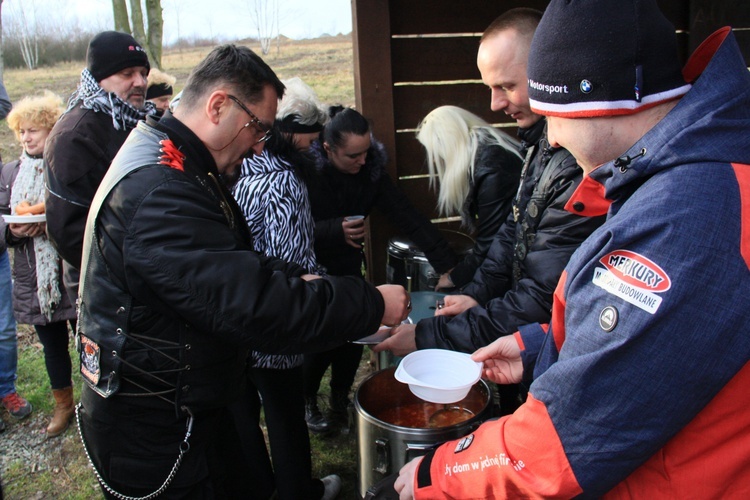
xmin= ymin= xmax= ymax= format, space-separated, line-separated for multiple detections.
xmin=230 ymin=366 xmax=324 ymax=500
xmin=302 ymin=342 xmax=363 ymax=400
xmin=34 ymin=320 xmax=75 ymax=390
xmin=79 ymin=386 xmax=252 ymax=499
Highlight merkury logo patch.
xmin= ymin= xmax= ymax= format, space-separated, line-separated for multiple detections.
xmin=600 ymin=250 xmax=671 ymax=291
xmin=592 ymin=250 xmax=671 ymax=314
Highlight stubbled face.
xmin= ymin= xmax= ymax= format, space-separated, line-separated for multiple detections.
xmin=18 ymin=121 xmax=51 ymax=156
xmin=477 ymin=30 xmax=542 ymax=129
xmin=99 ymin=66 xmax=149 ymax=108
xmin=325 ymin=133 xmax=371 ymax=175
xmin=149 ymin=95 xmax=172 ymax=112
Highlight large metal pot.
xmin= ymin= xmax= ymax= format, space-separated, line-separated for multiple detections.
xmin=355 ymin=367 xmax=492 ymax=498
xmin=386 ymin=229 xmax=474 ymax=292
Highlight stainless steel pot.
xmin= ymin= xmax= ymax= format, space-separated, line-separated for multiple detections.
xmin=386 ymin=229 xmax=474 ymax=292
xmin=354 ymin=367 xmax=492 ymax=498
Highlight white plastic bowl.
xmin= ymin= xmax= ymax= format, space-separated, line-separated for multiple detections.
xmin=394 ymin=349 xmax=482 ymax=404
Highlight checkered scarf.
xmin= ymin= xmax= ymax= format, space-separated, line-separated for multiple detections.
xmin=66 ymin=68 xmax=156 ymax=131
xmin=10 ymin=153 xmax=62 ymax=320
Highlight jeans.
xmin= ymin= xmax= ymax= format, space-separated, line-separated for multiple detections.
xmin=0 ymin=250 xmax=18 ymax=398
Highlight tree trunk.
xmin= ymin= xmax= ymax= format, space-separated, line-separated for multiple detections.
xmin=145 ymin=0 xmax=163 ymax=69
xmin=129 ymin=0 xmax=147 ymax=45
xmin=111 ymin=0 xmax=131 ymax=33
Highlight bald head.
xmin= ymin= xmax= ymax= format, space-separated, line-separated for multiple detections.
xmin=477 ymin=10 xmax=543 ymax=129
xmin=481 ymin=8 xmax=541 ymax=45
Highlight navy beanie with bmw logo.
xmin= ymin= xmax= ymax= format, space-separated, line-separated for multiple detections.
xmin=527 ymin=0 xmax=691 ymax=118
xmin=87 ymin=31 xmax=150 ymax=82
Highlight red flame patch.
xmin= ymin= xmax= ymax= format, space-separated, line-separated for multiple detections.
xmin=159 ymin=139 xmax=185 ymax=172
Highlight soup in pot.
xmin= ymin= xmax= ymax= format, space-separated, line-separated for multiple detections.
xmin=374 ymin=402 xmax=475 ymax=428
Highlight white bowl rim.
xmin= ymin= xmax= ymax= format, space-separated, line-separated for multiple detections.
xmin=395 ymin=349 xmax=482 ymax=390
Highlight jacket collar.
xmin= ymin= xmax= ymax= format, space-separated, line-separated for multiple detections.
xmin=518 ymin=117 xmax=546 ymax=151
xmin=153 ymin=111 xmax=221 ymax=179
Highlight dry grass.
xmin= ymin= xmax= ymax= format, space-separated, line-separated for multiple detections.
xmin=0 ymin=34 xmax=354 ymax=161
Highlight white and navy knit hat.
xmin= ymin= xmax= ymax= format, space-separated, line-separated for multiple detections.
xmin=527 ymin=0 xmax=691 ymax=118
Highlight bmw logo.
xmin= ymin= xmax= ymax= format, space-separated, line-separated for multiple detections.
xmin=580 ymin=79 xmax=593 ymax=93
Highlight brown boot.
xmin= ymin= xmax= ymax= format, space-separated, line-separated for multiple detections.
xmin=47 ymin=387 xmax=74 ymax=438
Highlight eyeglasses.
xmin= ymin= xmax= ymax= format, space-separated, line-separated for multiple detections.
xmin=227 ymin=95 xmax=272 ymax=145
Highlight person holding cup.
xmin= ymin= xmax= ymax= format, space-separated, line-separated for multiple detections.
xmin=343 ymin=214 xmax=366 ymax=245
xmin=3 ymin=92 xmax=77 ymax=437
xmin=301 ymin=106 xmax=458 ymax=433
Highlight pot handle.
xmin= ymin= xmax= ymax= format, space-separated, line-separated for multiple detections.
xmin=375 ymin=438 xmax=390 ymax=474
xmin=405 ymin=442 xmax=439 ymax=463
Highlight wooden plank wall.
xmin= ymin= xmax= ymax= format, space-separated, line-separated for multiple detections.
xmin=353 ymin=0 xmax=750 ymax=284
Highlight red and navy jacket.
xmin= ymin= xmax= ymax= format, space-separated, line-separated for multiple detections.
xmin=413 ymin=28 xmax=750 ymax=499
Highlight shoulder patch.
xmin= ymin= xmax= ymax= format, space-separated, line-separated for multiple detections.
xmin=454 ymin=434 xmax=474 ymax=453
xmin=592 ymin=250 xmax=671 ymax=314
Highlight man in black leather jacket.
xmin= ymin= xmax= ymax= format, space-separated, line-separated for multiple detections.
xmin=376 ymin=9 xmax=605 ymax=411
xmin=75 ymin=45 xmax=410 ymax=499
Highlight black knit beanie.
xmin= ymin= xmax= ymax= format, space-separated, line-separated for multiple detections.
xmin=527 ymin=0 xmax=690 ymax=118
xmin=146 ymin=83 xmax=173 ymax=100
xmin=87 ymin=31 xmax=150 ymax=82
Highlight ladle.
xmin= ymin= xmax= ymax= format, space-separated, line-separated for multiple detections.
xmin=427 ymin=404 xmax=475 ymax=428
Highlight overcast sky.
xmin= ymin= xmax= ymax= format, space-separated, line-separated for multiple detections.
xmin=4 ymin=0 xmax=353 ymax=42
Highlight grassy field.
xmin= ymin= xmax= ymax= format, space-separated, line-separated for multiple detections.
xmin=0 ymin=34 xmax=356 ymax=161
xmin=0 ymin=34 xmax=371 ymax=499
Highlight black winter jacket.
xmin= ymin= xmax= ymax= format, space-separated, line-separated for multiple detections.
xmin=78 ymin=114 xmax=386 ymax=414
xmin=304 ymin=139 xmax=458 ymax=278
xmin=415 ymin=118 xmax=606 ymax=353
xmin=44 ymin=103 xmax=132 ymax=269
xmin=448 ymin=143 xmax=522 ymax=288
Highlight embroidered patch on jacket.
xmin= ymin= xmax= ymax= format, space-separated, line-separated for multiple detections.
xmin=592 ymin=250 xmax=671 ymax=314
xmin=80 ymin=335 xmax=101 ymax=385
xmin=454 ymin=434 xmax=474 ymax=453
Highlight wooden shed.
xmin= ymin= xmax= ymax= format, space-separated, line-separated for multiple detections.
xmin=350 ymin=0 xmax=750 ymax=285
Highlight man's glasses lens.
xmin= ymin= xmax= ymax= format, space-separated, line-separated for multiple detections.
xmin=228 ymin=95 xmax=272 ymax=144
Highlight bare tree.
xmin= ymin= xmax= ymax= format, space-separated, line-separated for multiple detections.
xmin=112 ymin=0 xmax=131 ymax=33
xmin=110 ymin=0 xmax=164 ymax=69
xmin=145 ymin=0 xmax=163 ymax=67
xmin=10 ymin=1 xmax=40 ymax=70
xmin=130 ymin=0 xmax=146 ymax=42
xmin=249 ymin=0 xmax=278 ymax=55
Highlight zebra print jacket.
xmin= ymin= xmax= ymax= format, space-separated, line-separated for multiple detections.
xmin=233 ymin=147 xmax=323 ymax=369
